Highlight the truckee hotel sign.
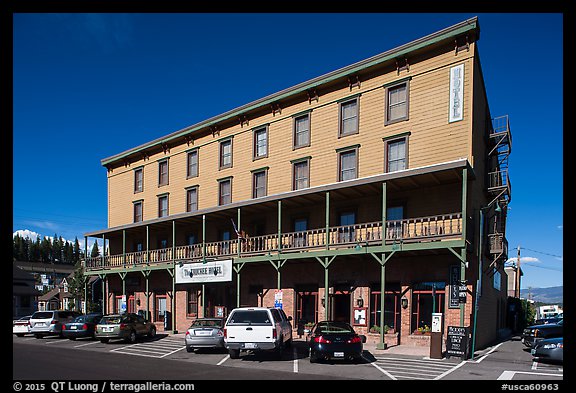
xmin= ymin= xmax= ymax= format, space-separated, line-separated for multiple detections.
xmin=449 ymin=64 xmax=464 ymax=123
xmin=175 ymin=259 xmax=233 ymax=284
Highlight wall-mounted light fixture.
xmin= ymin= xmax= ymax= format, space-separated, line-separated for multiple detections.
xmin=136 ymin=299 xmax=141 ymax=306
xmin=321 ymin=298 xmax=325 ymax=308
xmin=356 ymin=294 xmax=364 ymax=308
xmin=401 ymin=296 xmax=409 ymax=309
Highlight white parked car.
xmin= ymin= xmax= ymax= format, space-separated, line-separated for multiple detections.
xmin=13 ymin=315 xmax=32 ymax=337
xmin=223 ymin=307 xmax=293 ymax=359
xmin=29 ymin=310 xmax=82 ymax=338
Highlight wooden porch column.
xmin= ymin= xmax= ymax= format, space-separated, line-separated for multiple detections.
xmin=460 ymin=167 xmax=468 ymax=326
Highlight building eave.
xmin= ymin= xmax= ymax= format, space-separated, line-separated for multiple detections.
xmin=84 ymin=158 xmax=474 ymax=237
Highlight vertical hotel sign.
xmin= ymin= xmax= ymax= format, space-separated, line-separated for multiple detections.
xmin=449 ymin=64 xmax=464 ymax=122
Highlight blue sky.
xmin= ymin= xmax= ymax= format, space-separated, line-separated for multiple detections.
xmin=12 ymin=13 xmax=563 ymax=290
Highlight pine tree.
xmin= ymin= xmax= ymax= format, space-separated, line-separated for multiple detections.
xmin=91 ymin=241 xmax=100 ymax=258
xmin=13 ymin=234 xmax=21 ymax=261
xmin=67 ymin=261 xmax=87 ymax=312
xmin=40 ymin=237 xmax=52 ymax=262
xmin=19 ymin=236 xmax=29 ymax=261
xmin=73 ymin=237 xmax=81 ymax=263
xmin=31 ymin=236 xmax=41 ymax=262
xmin=66 ymin=241 xmax=74 ymax=264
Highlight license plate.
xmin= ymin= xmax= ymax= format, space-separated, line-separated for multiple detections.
xmin=334 ymin=352 xmax=344 ymax=358
xmin=195 ymin=330 xmax=210 ymax=336
xmin=245 ymin=343 xmax=257 ymax=349
xmin=531 ymin=349 xmax=536 ymax=355
xmin=103 ymin=327 xmax=113 ymax=332
xmin=71 ymin=326 xmax=77 ymax=330
xmin=36 ymin=323 xmax=45 ymax=327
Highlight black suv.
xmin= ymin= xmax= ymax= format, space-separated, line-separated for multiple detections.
xmin=522 ymin=319 xmax=563 ymax=348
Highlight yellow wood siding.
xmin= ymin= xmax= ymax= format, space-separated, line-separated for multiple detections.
xmin=107 ymin=43 xmax=476 ymax=228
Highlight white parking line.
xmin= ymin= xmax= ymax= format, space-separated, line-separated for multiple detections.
xmin=110 ymin=343 xmax=139 ymax=352
xmin=362 ymin=355 xmax=397 ymax=380
xmin=45 ymin=339 xmax=69 ymax=345
xmin=433 ymin=360 xmax=466 ymax=380
xmin=216 ymin=355 xmax=230 ymax=365
xmin=532 ymin=361 xmax=538 ymax=370
xmin=293 ymin=348 xmax=298 ymax=373
xmin=474 ymin=341 xmax=504 ymax=363
xmin=498 ymin=370 xmax=563 ymax=380
xmin=74 ymin=341 xmax=100 ymax=348
xmin=160 ymin=346 xmax=187 ymax=358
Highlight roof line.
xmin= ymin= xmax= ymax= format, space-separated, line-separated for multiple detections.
xmin=101 ymin=17 xmax=478 ymax=166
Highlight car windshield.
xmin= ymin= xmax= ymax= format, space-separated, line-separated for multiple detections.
xmin=32 ymin=312 xmax=53 ymax=319
xmin=227 ymin=310 xmax=272 ymax=325
xmin=100 ymin=316 xmax=123 ymax=324
xmin=73 ymin=316 xmax=88 ymax=323
xmin=315 ymin=322 xmax=354 ymax=334
xmin=191 ymin=319 xmax=222 ymax=328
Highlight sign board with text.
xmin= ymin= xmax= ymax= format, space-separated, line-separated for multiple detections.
xmin=449 ymin=265 xmax=461 ymax=309
xmin=175 ymin=259 xmax=232 ymax=284
xmin=446 ymin=326 xmax=469 ymax=359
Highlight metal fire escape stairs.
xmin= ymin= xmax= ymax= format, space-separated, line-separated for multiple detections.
xmin=485 ymin=115 xmax=512 ymax=277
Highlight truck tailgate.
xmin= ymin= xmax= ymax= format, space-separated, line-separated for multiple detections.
xmin=226 ymin=325 xmax=274 ymax=343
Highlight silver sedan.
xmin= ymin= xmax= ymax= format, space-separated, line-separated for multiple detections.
xmin=185 ymin=318 xmax=225 ymax=353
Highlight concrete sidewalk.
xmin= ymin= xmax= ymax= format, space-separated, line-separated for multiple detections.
xmin=165 ymin=330 xmax=431 ymax=358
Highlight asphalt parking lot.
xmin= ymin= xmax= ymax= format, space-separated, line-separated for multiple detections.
xmin=13 ymin=333 xmax=563 ymax=381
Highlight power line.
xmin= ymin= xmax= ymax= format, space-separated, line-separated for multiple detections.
xmin=521 ymin=263 xmax=563 ymax=272
xmin=520 ymin=247 xmax=563 ymax=259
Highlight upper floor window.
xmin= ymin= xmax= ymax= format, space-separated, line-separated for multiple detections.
xmin=339 ymin=98 xmax=359 ymax=137
xmin=385 ymin=81 xmax=409 ymax=125
xmin=338 ymin=147 xmax=358 ymax=181
xmin=293 ymin=113 xmax=310 ymax=149
xmin=253 ymin=126 xmax=268 ymax=160
xmin=187 ymin=149 xmax=198 ymax=178
xmin=134 ymin=168 xmax=143 ymax=193
xmin=133 ymin=201 xmax=143 ymax=223
xmin=158 ymin=159 xmax=169 ymax=186
xmin=186 ymin=186 xmax=198 ymax=212
xmin=219 ymin=178 xmax=232 ymax=205
xmin=385 ymin=136 xmax=408 ymax=172
xmin=252 ymin=169 xmax=268 ymax=198
xmin=158 ymin=194 xmax=169 ymax=217
xmin=219 ymin=139 xmax=233 ymax=169
xmin=292 ymin=159 xmax=310 ymax=190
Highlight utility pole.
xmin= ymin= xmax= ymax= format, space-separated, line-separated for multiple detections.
xmin=515 ymin=246 xmax=521 ymax=298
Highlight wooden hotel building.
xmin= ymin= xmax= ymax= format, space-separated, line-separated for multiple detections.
xmin=84 ymin=16 xmax=512 ymax=351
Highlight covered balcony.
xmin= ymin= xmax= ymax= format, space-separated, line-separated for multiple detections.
xmin=84 ymin=159 xmax=472 ymax=272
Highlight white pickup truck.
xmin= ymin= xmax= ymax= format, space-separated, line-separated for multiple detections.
xmin=223 ymin=307 xmax=293 ymax=359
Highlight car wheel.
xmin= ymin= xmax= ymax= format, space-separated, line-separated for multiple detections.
xmin=229 ymin=349 xmax=240 ymax=359
xmin=126 ymin=330 xmax=137 ymax=344
xmin=100 ymin=338 xmax=109 ymax=343
xmin=35 ymin=334 xmax=42 ymax=339
xmin=148 ymin=326 xmax=156 ymax=338
xmin=16 ymin=334 xmax=24 ymax=337
xmin=285 ymin=338 xmax=292 ymax=349
xmin=69 ymin=337 xmax=76 ymax=341
xmin=309 ymin=350 xmax=318 ymax=363
xmin=186 ymin=346 xmax=194 ymax=353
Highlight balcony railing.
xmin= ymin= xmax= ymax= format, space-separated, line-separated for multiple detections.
xmin=84 ymin=213 xmax=463 ymax=270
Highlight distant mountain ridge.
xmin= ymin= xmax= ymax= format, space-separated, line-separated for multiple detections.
xmin=521 ymin=286 xmax=563 ymax=305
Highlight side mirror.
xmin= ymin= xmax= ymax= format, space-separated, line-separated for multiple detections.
xmin=360 ymin=335 xmax=367 ymax=343
xmin=287 ymin=316 xmax=293 ymax=321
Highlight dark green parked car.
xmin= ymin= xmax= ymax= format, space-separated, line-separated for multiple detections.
xmin=95 ymin=313 xmax=156 ymax=343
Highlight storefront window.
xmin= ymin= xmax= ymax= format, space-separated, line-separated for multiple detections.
xmin=370 ymin=283 xmax=400 ymax=332
xmin=410 ymin=282 xmax=445 ymax=333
